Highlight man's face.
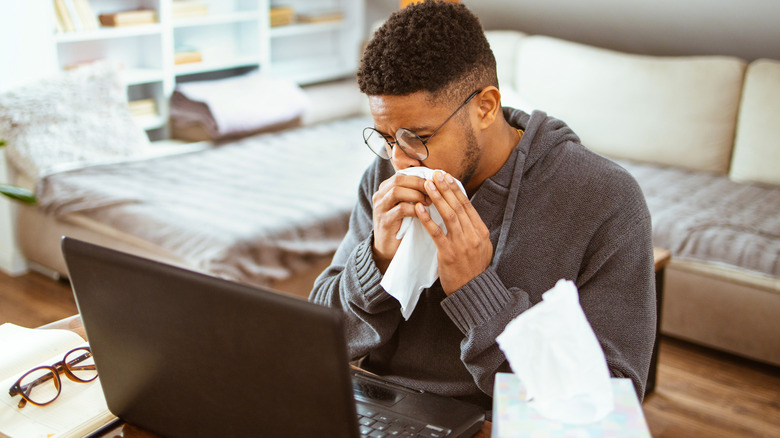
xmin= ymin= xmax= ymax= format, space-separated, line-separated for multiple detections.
xmin=368 ymin=92 xmax=481 ymax=189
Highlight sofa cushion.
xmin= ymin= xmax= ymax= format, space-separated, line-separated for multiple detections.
xmin=512 ymin=35 xmax=746 ymax=174
xmin=485 ymin=31 xmax=531 ymax=111
xmin=485 ymin=31 xmax=525 ymax=89
xmin=617 ymin=159 xmax=780 ymax=279
xmin=729 ymin=59 xmax=780 ymax=187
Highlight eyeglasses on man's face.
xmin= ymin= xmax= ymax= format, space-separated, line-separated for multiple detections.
xmin=363 ymin=89 xmax=483 ymax=161
xmin=8 ymin=346 xmax=97 ymax=408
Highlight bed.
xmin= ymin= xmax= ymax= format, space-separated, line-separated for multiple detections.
xmin=1 ymin=62 xmax=374 ymax=298
xmin=16 ymin=116 xmax=375 ymax=297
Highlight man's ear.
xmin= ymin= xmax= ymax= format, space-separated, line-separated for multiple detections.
xmin=474 ymin=87 xmax=501 ymax=130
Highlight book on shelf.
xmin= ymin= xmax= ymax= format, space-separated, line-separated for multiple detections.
xmin=53 ymin=3 xmax=65 ymax=33
xmin=270 ymin=6 xmax=295 ymax=27
xmin=172 ymin=0 xmax=209 ymax=19
xmin=62 ymin=0 xmax=83 ymax=31
xmin=53 ymin=0 xmax=99 ymax=33
xmin=98 ymin=9 xmax=157 ymax=27
xmin=129 ymin=98 xmax=159 ymax=118
xmin=74 ymin=0 xmax=100 ymax=30
xmin=0 ymin=323 xmax=117 ymax=438
xmin=296 ymin=9 xmax=343 ymax=24
xmin=53 ymin=0 xmax=75 ymax=32
xmin=174 ymin=47 xmax=203 ymax=65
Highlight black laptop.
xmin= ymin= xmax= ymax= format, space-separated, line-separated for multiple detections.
xmin=61 ymin=237 xmax=485 ymax=438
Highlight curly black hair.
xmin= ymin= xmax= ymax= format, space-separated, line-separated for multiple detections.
xmin=357 ymin=0 xmax=497 ymax=104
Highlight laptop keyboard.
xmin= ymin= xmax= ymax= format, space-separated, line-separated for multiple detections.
xmin=356 ymin=404 xmax=451 ymax=437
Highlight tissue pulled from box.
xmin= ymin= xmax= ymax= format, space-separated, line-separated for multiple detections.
xmin=379 ymin=168 xmax=465 ymax=320
xmin=496 ymin=279 xmax=615 ymax=424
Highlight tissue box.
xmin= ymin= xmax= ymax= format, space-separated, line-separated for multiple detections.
xmin=492 ymin=373 xmax=651 ymax=437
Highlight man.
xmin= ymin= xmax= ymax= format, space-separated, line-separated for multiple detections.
xmin=310 ymin=0 xmax=655 ymax=414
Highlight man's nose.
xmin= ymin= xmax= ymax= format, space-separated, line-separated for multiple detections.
xmin=390 ymin=143 xmax=421 ymax=169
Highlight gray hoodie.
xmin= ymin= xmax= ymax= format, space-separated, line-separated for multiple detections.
xmin=310 ymin=107 xmax=656 ymax=413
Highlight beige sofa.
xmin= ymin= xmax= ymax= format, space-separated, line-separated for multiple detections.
xmin=485 ymin=30 xmax=780 ymax=367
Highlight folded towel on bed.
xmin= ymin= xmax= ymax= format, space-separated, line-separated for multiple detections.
xmin=170 ymin=72 xmax=310 ymax=141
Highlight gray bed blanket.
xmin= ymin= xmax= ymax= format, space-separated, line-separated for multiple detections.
xmin=617 ymin=160 xmax=780 ymax=278
xmin=37 ymin=116 xmax=376 ymax=286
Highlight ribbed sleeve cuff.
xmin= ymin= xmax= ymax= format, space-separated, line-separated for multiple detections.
xmin=352 ymin=237 xmax=389 ymax=305
xmin=441 ymin=267 xmax=514 ymax=334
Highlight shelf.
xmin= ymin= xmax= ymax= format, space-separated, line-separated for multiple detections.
xmin=174 ymin=56 xmax=261 ymax=76
xmin=55 ymin=24 xmax=163 ymax=42
xmin=270 ymin=56 xmax=355 ymax=85
xmin=122 ymin=68 xmax=166 ymax=85
xmin=47 ymin=0 xmax=363 ymax=139
xmin=133 ymin=114 xmax=167 ymax=131
xmin=269 ymin=20 xmax=345 ymax=38
xmin=173 ymin=11 xmax=262 ymax=28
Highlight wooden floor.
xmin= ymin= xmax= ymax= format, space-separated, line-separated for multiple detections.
xmin=2 ymin=270 xmax=779 ymax=437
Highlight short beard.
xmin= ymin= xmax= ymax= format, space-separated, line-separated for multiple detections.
xmin=458 ymin=122 xmax=480 ymax=189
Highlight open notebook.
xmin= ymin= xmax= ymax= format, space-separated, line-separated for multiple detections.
xmin=61 ymin=237 xmax=485 ymax=437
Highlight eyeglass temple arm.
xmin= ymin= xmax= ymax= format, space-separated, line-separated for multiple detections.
xmin=426 ymin=89 xmax=483 ymax=141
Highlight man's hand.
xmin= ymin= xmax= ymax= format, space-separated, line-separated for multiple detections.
xmin=417 ymin=170 xmax=493 ymax=295
xmin=371 ymin=173 xmax=431 ymax=272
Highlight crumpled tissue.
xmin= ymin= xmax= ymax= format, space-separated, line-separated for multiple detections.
xmin=380 ymin=168 xmax=466 ymax=320
xmin=496 ymin=279 xmax=615 ymax=424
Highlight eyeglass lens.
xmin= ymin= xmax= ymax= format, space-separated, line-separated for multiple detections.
xmin=17 ymin=367 xmax=61 ymax=405
xmin=11 ymin=347 xmax=97 ymax=407
xmin=64 ymin=348 xmax=97 ymax=382
xmin=396 ymin=129 xmax=428 ymax=160
xmin=363 ymin=127 xmax=430 ymax=161
xmin=363 ymin=127 xmax=392 ymax=159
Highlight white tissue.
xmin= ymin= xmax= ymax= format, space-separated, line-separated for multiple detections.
xmin=496 ymin=279 xmax=615 ymax=424
xmin=380 ymin=168 xmax=466 ymax=320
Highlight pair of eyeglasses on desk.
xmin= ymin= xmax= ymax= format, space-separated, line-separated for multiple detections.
xmin=8 ymin=346 xmax=97 ymax=408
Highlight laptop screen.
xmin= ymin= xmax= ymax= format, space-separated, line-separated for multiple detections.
xmin=62 ymin=237 xmax=360 ymax=437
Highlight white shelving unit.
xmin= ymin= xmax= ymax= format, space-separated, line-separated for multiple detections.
xmin=50 ymin=0 xmax=365 ymax=140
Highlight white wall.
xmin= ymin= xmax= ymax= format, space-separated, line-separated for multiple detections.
xmin=0 ymin=2 xmax=58 ymax=90
xmin=0 ymin=1 xmax=57 ymax=275
xmin=366 ymin=0 xmax=780 ymax=61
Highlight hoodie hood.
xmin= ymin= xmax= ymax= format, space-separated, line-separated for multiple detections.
xmin=477 ymin=107 xmax=582 ymax=266
xmin=503 ymin=107 xmax=581 ymax=175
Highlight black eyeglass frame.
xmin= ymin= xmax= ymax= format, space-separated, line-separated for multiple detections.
xmin=363 ymin=89 xmax=483 ymax=161
xmin=8 ymin=346 xmax=97 ymax=409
